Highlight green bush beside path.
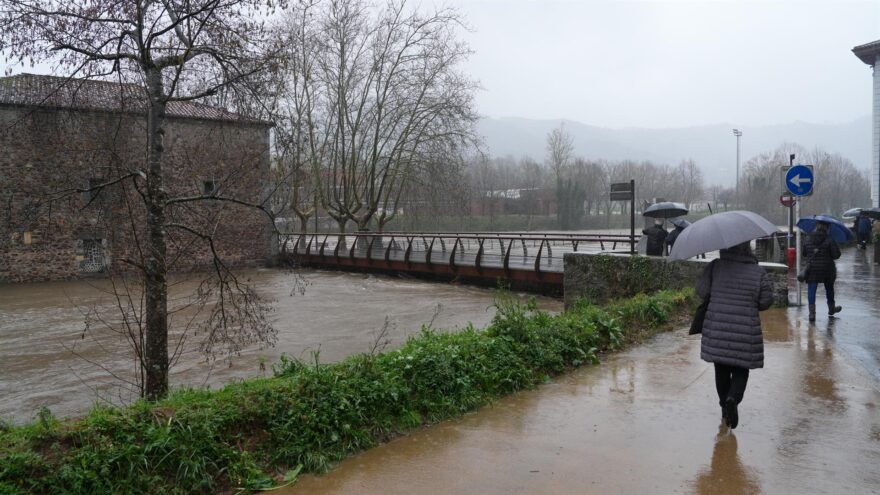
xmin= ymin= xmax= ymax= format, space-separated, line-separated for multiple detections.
xmin=0 ymin=289 xmax=694 ymax=494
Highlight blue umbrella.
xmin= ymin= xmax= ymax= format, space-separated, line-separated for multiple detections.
xmin=796 ymin=214 xmax=855 ymax=243
xmin=671 ymin=218 xmax=691 ymax=229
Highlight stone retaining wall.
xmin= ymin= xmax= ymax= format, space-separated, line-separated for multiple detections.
xmin=564 ymin=253 xmax=789 ymax=308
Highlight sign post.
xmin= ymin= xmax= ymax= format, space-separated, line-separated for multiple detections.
xmin=784 ymin=164 xmax=815 ymax=306
xmin=610 ymin=180 xmax=636 ymax=254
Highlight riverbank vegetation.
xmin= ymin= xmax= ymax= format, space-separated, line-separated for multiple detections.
xmin=0 ymin=289 xmax=693 ymax=494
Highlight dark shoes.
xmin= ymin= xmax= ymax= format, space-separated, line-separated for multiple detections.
xmin=828 ymin=304 xmax=842 ymax=316
xmin=808 ymin=304 xmax=816 ymax=322
xmin=724 ymin=398 xmax=739 ymax=429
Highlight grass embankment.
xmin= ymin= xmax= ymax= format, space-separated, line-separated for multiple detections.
xmin=0 ymin=289 xmax=694 ymax=494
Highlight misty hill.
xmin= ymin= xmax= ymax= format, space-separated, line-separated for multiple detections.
xmin=477 ymin=116 xmax=872 ymax=186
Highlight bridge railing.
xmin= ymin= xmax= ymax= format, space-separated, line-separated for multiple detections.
xmin=279 ymin=232 xmax=641 ymax=274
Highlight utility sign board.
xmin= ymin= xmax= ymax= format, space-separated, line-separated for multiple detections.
xmin=610 ymin=182 xmax=633 ymax=201
xmin=783 ymin=164 xmax=814 ymax=197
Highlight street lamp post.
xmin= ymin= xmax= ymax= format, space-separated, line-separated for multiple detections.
xmin=733 ymin=129 xmax=742 ymax=207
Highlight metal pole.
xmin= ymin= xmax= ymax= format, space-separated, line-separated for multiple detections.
xmin=788 ymin=154 xmax=795 ymax=250
xmin=795 ymin=199 xmax=802 ymax=306
xmin=630 ymin=179 xmax=635 ymax=254
xmin=735 ymin=132 xmax=741 ymax=207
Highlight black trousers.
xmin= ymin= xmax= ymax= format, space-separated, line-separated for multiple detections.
xmin=714 ymin=363 xmax=749 ymax=406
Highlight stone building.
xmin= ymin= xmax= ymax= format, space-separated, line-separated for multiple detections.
xmin=0 ymin=74 xmax=273 ymax=283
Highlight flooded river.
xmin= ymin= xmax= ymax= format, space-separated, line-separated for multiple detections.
xmin=0 ymin=269 xmax=561 ymax=423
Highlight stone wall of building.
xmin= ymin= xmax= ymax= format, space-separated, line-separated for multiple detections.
xmin=0 ymin=106 xmax=272 ymax=283
xmin=563 ymin=253 xmax=790 ymax=308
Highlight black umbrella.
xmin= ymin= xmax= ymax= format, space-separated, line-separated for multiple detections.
xmin=644 ymin=202 xmax=688 ymax=219
xmin=863 ymin=207 xmax=880 ymax=220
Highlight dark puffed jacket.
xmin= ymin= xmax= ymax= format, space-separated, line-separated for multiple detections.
xmin=696 ymin=251 xmax=774 ymax=369
xmin=642 ymin=226 xmax=667 ymax=256
xmin=802 ymin=231 xmax=840 ymax=283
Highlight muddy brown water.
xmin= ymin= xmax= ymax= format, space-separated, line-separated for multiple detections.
xmin=0 ymin=269 xmax=561 ymax=423
xmin=283 ymin=308 xmax=880 ymax=494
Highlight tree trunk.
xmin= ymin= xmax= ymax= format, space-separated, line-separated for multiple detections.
xmin=143 ymin=68 xmax=169 ymax=401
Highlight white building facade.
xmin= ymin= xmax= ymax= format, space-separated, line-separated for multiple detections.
xmin=854 ymin=40 xmax=880 ymax=207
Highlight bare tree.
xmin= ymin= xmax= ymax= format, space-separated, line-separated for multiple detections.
xmin=546 ymin=123 xmax=574 ymax=228
xmin=275 ymin=0 xmax=478 ymax=235
xmin=1 ymin=0 xmax=285 ymax=400
xmin=675 ymin=158 xmax=704 ymax=209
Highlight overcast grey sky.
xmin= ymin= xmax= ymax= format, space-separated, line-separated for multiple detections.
xmin=450 ymin=0 xmax=880 ymax=128
xmin=2 ymin=0 xmax=877 ymax=129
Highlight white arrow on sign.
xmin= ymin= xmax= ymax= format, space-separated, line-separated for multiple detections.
xmin=789 ymin=174 xmax=812 ymax=187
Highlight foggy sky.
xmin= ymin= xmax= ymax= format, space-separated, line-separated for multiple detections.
xmin=2 ymin=0 xmax=878 ymax=129
xmin=451 ymin=0 xmax=880 ymax=128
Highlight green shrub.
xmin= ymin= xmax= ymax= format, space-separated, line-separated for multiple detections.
xmin=0 ymin=289 xmax=694 ymax=494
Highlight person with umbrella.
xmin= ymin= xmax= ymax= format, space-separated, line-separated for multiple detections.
xmin=668 ymin=211 xmax=777 ymax=429
xmin=798 ymin=216 xmax=847 ymax=321
xmin=665 ymin=218 xmax=690 ymax=254
xmin=856 ymin=212 xmax=873 ymax=249
xmin=642 ymin=202 xmax=686 ymax=256
xmin=643 ymin=219 xmax=668 ymax=256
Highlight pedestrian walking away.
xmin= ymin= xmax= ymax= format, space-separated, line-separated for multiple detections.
xmin=803 ymin=222 xmax=842 ymax=321
xmin=665 ymin=219 xmax=689 ymax=255
xmin=856 ymin=213 xmax=873 ymax=249
xmin=696 ymin=241 xmax=774 ymax=429
xmin=643 ymin=219 xmax=668 ymax=256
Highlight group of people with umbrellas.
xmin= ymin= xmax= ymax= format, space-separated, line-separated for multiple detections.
xmin=641 ymin=202 xmax=690 ymax=256
xmin=638 ymin=201 xmax=868 ymax=430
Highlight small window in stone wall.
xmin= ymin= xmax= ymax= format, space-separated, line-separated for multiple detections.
xmin=9 ymin=228 xmax=33 ymax=246
xmin=76 ymin=238 xmax=107 ymax=273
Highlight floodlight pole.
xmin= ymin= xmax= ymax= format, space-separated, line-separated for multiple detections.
xmin=733 ymin=129 xmax=742 ymax=207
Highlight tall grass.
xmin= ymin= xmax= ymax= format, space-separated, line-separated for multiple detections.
xmin=0 ymin=289 xmax=693 ymax=494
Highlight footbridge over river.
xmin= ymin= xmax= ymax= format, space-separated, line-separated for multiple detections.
xmin=279 ymin=232 xmax=640 ymax=295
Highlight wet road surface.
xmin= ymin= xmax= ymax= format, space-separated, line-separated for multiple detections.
xmin=813 ymin=247 xmax=880 ymax=381
xmin=285 ymin=249 xmax=880 ymax=495
xmin=0 ymin=269 xmax=561 ymax=423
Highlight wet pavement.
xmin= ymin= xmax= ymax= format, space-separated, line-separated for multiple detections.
xmin=815 ymin=247 xmax=880 ymax=381
xmin=0 ymin=269 xmax=561 ymax=423
xmin=284 ymin=248 xmax=880 ymax=495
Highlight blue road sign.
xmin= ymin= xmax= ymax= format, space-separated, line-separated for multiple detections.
xmin=785 ymin=164 xmax=814 ymax=196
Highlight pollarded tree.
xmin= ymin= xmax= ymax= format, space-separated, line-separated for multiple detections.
xmin=0 ymin=0 xmax=286 ymax=400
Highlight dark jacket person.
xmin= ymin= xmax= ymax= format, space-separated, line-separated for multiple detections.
xmin=696 ymin=241 xmax=773 ymax=429
xmin=856 ymin=214 xmax=872 ymax=249
xmin=642 ymin=220 xmax=668 ymax=256
xmin=665 ymin=225 xmax=686 ymax=254
xmin=802 ymin=222 xmax=842 ymax=321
